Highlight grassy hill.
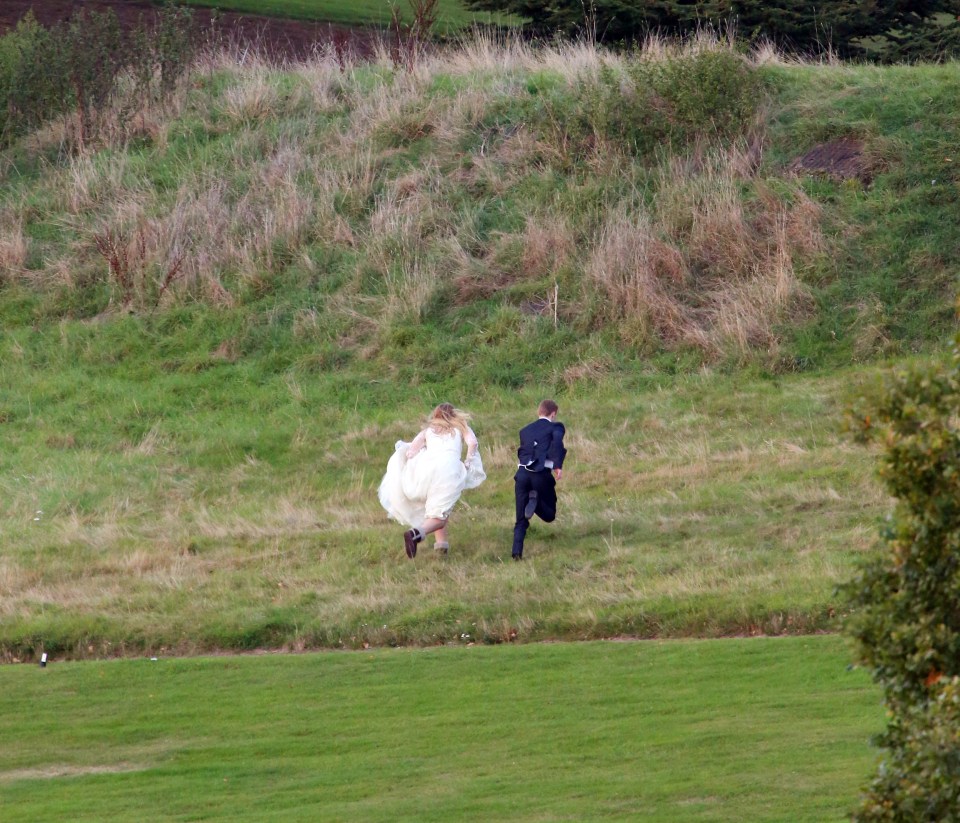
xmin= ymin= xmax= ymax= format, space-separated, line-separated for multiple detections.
xmin=0 ymin=35 xmax=957 ymax=659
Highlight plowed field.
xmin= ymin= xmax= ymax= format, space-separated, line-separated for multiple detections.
xmin=2 ymin=1 xmax=381 ymax=59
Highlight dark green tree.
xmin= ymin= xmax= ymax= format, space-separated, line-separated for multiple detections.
xmin=845 ymin=334 xmax=960 ymax=819
xmin=466 ymin=0 xmax=960 ymax=59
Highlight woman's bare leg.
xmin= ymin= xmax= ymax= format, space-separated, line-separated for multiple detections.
xmin=421 ymin=518 xmax=447 ymax=537
xmin=433 ymin=523 xmax=450 ymax=554
xmin=404 ymin=518 xmax=448 ymax=558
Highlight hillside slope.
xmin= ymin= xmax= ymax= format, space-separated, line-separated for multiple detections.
xmin=2 ymin=39 xmax=958 ymax=376
xmin=0 ymin=37 xmax=957 ymax=656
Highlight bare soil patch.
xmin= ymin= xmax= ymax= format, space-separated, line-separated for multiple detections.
xmin=1 ymin=1 xmax=383 ymax=60
xmin=789 ymin=137 xmax=876 ymax=183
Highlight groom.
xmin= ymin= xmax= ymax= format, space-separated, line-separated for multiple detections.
xmin=512 ymin=399 xmax=567 ymax=560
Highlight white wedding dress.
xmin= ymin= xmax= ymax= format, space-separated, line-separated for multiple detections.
xmin=378 ymin=427 xmax=486 ymax=528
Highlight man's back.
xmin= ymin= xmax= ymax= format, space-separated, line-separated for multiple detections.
xmin=517 ymin=418 xmax=566 ymax=473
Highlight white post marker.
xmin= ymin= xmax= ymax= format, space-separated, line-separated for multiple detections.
xmin=40 ymin=653 xmax=47 ymax=668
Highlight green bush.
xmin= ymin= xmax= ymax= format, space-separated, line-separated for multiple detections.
xmin=62 ymin=9 xmax=126 ymax=147
xmin=130 ymin=2 xmax=198 ymax=101
xmin=846 ymin=335 xmax=960 ymax=819
xmin=547 ymin=49 xmax=766 ymax=161
xmin=634 ymin=49 xmax=764 ymax=143
xmin=0 ymin=4 xmax=196 ymax=148
xmin=855 ymin=678 xmax=960 ymax=820
xmin=0 ymin=13 xmax=61 ymax=141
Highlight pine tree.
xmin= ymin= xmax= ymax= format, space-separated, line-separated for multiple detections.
xmin=465 ymin=0 xmax=960 ymax=59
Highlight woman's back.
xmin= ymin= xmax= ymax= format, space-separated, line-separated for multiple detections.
xmin=425 ymin=426 xmax=463 ymax=457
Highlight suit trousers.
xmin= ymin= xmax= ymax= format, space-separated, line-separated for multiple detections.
xmin=512 ymin=469 xmax=557 ymax=557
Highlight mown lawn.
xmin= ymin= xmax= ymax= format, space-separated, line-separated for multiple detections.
xmin=0 ymin=636 xmax=882 ymax=822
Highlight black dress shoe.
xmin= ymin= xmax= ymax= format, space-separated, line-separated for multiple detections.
xmin=523 ymin=491 xmax=538 ymax=520
xmin=403 ymin=529 xmax=419 ymax=558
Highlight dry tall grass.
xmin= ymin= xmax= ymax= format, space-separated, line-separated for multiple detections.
xmin=588 ymin=145 xmax=822 ymax=355
xmin=2 ymin=32 xmax=825 ymax=350
xmin=0 ymin=212 xmax=28 ymax=277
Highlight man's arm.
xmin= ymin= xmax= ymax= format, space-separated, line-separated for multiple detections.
xmin=546 ymin=422 xmax=567 ymax=479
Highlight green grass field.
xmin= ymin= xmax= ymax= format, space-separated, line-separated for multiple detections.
xmin=0 ymin=636 xmax=882 ymax=822
xmin=1 ymin=34 xmax=955 ymax=818
xmin=4 ymin=41 xmax=957 ymax=657
xmin=0 ymin=332 xmax=892 ymax=656
xmin=172 ymin=0 xmax=511 ymax=29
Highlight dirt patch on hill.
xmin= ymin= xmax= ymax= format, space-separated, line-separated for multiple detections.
xmin=789 ymin=137 xmax=877 ymax=184
xmin=0 ymin=1 xmax=384 ymax=61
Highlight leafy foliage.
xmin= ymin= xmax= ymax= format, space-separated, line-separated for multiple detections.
xmin=555 ymin=49 xmax=766 ymax=158
xmin=0 ymin=4 xmax=196 ymax=148
xmin=0 ymin=13 xmax=61 ymax=141
xmin=846 ymin=333 xmax=960 ymax=819
xmin=466 ymin=0 xmax=960 ymax=60
xmin=61 ymin=9 xmax=126 ymax=149
xmin=855 ymin=679 xmax=960 ymax=820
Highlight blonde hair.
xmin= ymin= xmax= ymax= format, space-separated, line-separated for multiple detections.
xmin=427 ymin=402 xmax=471 ymax=439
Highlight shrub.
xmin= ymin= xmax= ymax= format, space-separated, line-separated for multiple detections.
xmin=545 ymin=49 xmax=767 ymax=161
xmin=0 ymin=13 xmax=61 ymax=142
xmin=61 ymin=9 xmax=126 ymax=149
xmin=633 ymin=49 xmax=764 ymax=145
xmin=846 ymin=335 xmax=960 ymax=819
xmin=0 ymin=4 xmax=196 ymax=149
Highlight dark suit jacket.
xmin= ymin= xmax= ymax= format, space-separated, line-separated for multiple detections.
xmin=517 ymin=418 xmax=567 ymax=473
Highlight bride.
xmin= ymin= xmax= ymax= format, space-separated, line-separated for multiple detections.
xmin=378 ymin=403 xmax=486 ymax=558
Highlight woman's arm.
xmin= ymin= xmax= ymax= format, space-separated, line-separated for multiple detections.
xmin=464 ymin=426 xmax=478 ymax=460
xmin=405 ymin=429 xmax=427 ymax=458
